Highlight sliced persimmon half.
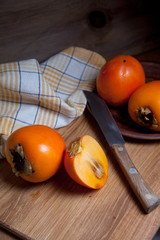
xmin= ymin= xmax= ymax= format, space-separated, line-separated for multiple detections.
xmin=64 ymin=135 xmax=108 ymax=189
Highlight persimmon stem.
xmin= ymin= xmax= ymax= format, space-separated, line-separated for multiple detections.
xmin=9 ymin=144 xmax=33 ymax=177
xmin=135 ymin=107 xmax=158 ymax=129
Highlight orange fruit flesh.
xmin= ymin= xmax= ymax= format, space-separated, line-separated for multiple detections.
xmin=65 ymin=135 xmax=108 ymax=189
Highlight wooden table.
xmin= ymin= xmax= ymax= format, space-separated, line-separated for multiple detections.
xmin=0 ymin=50 xmax=160 ymax=240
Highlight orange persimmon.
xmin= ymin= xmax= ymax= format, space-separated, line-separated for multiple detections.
xmin=128 ymin=81 xmax=160 ymax=131
xmin=5 ymin=125 xmax=66 ymax=182
xmin=64 ymin=135 xmax=108 ymax=189
xmin=96 ymin=55 xmax=145 ymax=107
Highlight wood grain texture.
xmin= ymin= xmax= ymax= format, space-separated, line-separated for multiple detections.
xmin=0 ymin=0 xmax=160 ymax=64
xmin=0 ymin=109 xmax=160 ymax=240
xmin=111 ymin=144 xmax=160 ymax=213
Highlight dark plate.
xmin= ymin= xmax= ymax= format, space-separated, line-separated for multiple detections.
xmin=110 ymin=105 xmax=160 ymax=140
xmin=109 ymin=61 xmax=160 ymax=140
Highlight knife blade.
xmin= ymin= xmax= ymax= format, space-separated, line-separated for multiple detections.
xmin=84 ymin=90 xmax=160 ymax=213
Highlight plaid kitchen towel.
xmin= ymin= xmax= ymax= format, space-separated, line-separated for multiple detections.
xmin=0 ymin=46 xmax=106 ymax=158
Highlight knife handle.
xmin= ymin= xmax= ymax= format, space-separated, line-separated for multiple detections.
xmin=111 ymin=144 xmax=160 ymax=213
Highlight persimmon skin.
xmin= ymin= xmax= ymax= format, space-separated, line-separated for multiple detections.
xmin=64 ymin=135 xmax=108 ymax=189
xmin=5 ymin=125 xmax=66 ymax=182
xmin=96 ymin=55 xmax=145 ymax=107
xmin=128 ymin=81 xmax=160 ymax=131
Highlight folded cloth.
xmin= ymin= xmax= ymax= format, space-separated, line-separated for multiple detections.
xmin=0 ymin=46 xmax=106 ymax=158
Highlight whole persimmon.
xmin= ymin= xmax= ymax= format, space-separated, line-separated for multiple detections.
xmin=96 ymin=55 xmax=145 ymax=107
xmin=64 ymin=135 xmax=108 ymax=189
xmin=128 ymin=81 xmax=160 ymax=131
xmin=5 ymin=125 xmax=66 ymax=182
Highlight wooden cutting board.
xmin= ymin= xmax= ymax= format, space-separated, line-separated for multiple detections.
xmin=0 ymin=109 xmax=160 ymax=240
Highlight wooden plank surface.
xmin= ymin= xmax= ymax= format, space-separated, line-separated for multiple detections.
xmin=0 ymin=106 xmax=160 ymax=240
xmin=0 ymin=0 xmax=160 ymax=64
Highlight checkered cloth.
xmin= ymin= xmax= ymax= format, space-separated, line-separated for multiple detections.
xmin=0 ymin=46 xmax=106 ymax=158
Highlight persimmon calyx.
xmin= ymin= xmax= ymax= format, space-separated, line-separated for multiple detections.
xmin=67 ymin=139 xmax=82 ymax=158
xmin=135 ymin=107 xmax=158 ymax=129
xmin=9 ymin=144 xmax=33 ymax=177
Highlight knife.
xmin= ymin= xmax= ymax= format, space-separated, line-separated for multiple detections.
xmin=84 ymin=90 xmax=160 ymax=213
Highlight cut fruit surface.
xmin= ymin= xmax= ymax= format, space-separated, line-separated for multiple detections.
xmin=64 ymin=135 xmax=108 ymax=189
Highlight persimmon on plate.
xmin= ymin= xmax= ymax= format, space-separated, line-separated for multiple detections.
xmin=108 ymin=62 xmax=160 ymax=140
xmin=5 ymin=125 xmax=66 ymax=182
xmin=96 ymin=55 xmax=145 ymax=107
xmin=128 ymin=80 xmax=160 ymax=131
xmin=64 ymin=135 xmax=108 ymax=189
